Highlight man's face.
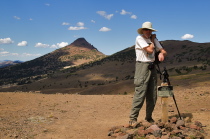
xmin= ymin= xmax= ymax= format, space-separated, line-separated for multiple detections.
xmin=142 ymin=29 xmax=152 ymax=39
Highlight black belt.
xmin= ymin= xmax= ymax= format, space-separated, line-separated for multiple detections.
xmin=137 ymin=61 xmax=153 ymax=64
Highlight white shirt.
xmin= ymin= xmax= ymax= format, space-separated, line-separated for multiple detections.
xmin=135 ymin=35 xmax=162 ymax=62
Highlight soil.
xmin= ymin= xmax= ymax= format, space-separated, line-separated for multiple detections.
xmin=0 ymin=86 xmax=210 ymax=139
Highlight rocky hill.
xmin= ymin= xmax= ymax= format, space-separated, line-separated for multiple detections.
xmin=0 ymin=38 xmax=106 ymax=86
xmin=1 ymin=40 xmax=210 ymax=94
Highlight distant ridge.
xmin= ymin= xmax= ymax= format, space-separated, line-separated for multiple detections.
xmin=0 ymin=60 xmax=23 ymax=68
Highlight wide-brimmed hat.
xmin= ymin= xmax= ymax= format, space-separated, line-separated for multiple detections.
xmin=137 ymin=22 xmax=157 ymax=34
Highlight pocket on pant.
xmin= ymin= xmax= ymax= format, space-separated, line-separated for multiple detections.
xmin=134 ymin=77 xmax=144 ymax=87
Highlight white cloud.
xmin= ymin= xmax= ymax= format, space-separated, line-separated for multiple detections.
xmin=96 ymin=11 xmax=114 ymax=20
xmin=131 ymin=15 xmax=137 ymax=19
xmin=62 ymin=22 xmax=70 ymax=25
xmin=0 ymin=38 xmax=14 ymax=44
xmin=29 ymin=18 xmax=33 ymax=21
xmin=0 ymin=51 xmax=9 ymax=56
xmin=51 ymin=42 xmax=68 ymax=48
xmin=181 ymin=34 xmax=194 ymax=39
xmin=68 ymin=26 xmax=87 ymax=30
xmin=99 ymin=27 xmax=111 ymax=32
xmin=120 ymin=9 xmax=131 ymax=15
xmin=77 ymin=22 xmax=84 ymax=27
xmin=34 ymin=43 xmax=50 ymax=48
xmin=0 ymin=51 xmax=18 ymax=56
xmin=91 ymin=20 xmax=96 ymax=23
xmin=17 ymin=41 xmax=28 ymax=46
xmin=68 ymin=22 xmax=87 ymax=30
xmin=14 ymin=16 xmax=20 ymax=20
xmin=0 ymin=50 xmax=41 ymax=58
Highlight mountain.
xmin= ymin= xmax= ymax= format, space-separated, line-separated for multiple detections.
xmin=0 ymin=38 xmax=106 ymax=86
xmin=0 ymin=60 xmax=23 ymax=68
xmin=1 ymin=40 xmax=210 ymax=94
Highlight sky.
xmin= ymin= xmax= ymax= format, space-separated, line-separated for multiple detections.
xmin=1 ymin=0 xmax=210 ymax=61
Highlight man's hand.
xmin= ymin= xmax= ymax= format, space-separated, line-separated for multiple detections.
xmin=158 ymin=48 xmax=167 ymax=61
xmin=158 ymin=53 xmax=165 ymax=62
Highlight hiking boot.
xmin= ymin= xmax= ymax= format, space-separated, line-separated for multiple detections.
xmin=129 ymin=120 xmax=138 ymax=127
xmin=145 ymin=118 xmax=155 ymax=123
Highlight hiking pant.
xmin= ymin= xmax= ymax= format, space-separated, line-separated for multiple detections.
xmin=129 ymin=61 xmax=157 ymax=121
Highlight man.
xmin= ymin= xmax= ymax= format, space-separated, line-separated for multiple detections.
xmin=129 ymin=21 xmax=167 ymax=126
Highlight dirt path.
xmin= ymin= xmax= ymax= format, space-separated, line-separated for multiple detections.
xmin=0 ymin=87 xmax=210 ymax=139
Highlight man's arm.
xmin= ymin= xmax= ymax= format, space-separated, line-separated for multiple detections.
xmin=143 ymin=34 xmax=156 ymax=54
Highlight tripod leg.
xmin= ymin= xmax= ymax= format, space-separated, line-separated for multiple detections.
xmin=172 ymin=95 xmax=182 ymax=119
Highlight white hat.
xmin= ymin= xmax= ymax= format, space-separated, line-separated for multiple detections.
xmin=137 ymin=22 xmax=157 ymax=34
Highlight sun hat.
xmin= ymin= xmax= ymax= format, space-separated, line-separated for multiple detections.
xmin=137 ymin=22 xmax=157 ymax=34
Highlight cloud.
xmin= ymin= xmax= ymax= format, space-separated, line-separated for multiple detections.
xmin=62 ymin=22 xmax=70 ymax=25
xmin=99 ymin=27 xmax=111 ymax=32
xmin=181 ymin=34 xmax=194 ymax=39
xmin=68 ymin=26 xmax=87 ymax=30
xmin=91 ymin=20 xmax=96 ymax=23
xmin=17 ymin=41 xmax=28 ymax=46
xmin=96 ymin=11 xmax=114 ymax=20
xmin=77 ymin=22 xmax=84 ymax=27
xmin=34 ymin=42 xmax=68 ymax=49
xmin=0 ymin=38 xmax=14 ymax=44
xmin=34 ymin=43 xmax=50 ymax=48
xmin=0 ymin=51 xmax=18 ymax=56
xmin=120 ymin=9 xmax=131 ymax=15
xmin=0 ymin=51 xmax=10 ymax=56
xmin=45 ymin=3 xmax=50 ymax=6
xmin=50 ymin=42 xmax=68 ymax=48
xmin=14 ymin=16 xmax=20 ymax=20
xmin=131 ymin=15 xmax=137 ymax=19
xmin=29 ymin=18 xmax=33 ymax=21
xmin=68 ymin=22 xmax=87 ymax=30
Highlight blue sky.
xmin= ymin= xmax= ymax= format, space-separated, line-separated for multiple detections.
xmin=1 ymin=0 xmax=210 ymax=61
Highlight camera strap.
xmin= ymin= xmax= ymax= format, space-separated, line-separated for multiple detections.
xmin=154 ymin=39 xmax=162 ymax=80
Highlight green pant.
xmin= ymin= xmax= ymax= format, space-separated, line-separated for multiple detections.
xmin=130 ymin=62 xmax=157 ymax=121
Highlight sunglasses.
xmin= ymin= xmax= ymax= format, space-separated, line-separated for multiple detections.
xmin=143 ymin=29 xmax=152 ymax=31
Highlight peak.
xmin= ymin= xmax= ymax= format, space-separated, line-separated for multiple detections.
xmin=70 ymin=38 xmax=96 ymax=50
xmin=72 ymin=38 xmax=87 ymax=43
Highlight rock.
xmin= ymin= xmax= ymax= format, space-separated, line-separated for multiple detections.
xmin=141 ymin=121 xmax=152 ymax=128
xmin=145 ymin=134 xmax=156 ymax=139
xmin=109 ymin=118 xmax=207 ymax=139
xmin=169 ymin=117 xmax=177 ymax=123
xmin=107 ymin=131 xmax=114 ymax=136
xmin=116 ymin=133 xmax=133 ymax=139
xmin=194 ymin=121 xmax=202 ymax=128
xmin=153 ymin=129 xmax=162 ymax=137
xmin=109 ymin=126 xmax=123 ymax=131
xmin=126 ymin=129 xmax=137 ymax=135
xmin=157 ymin=122 xmax=165 ymax=128
xmin=147 ymin=125 xmax=161 ymax=131
xmin=190 ymin=124 xmax=201 ymax=130
xmin=137 ymin=129 xmax=145 ymax=136
xmin=176 ymin=119 xmax=185 ymax=128
xmin=161 ymin=133 xmax=170 ymax=139
xmin=184 ymin=117 xmax=191 ymax=123
xmin=114 ymin=128 xmax=121 ymax=133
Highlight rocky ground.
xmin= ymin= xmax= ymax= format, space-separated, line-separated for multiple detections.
xmin=0 ymin=86 xmax=210 ymax=139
